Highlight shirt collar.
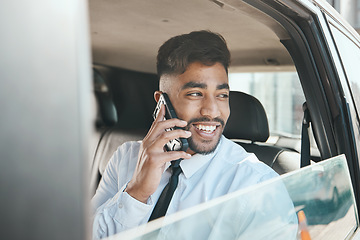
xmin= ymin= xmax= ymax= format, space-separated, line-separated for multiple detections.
xmin=164 ymin=136 xmax=223 ymax=179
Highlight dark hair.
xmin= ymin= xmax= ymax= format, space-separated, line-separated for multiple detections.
xmin=157 ymin=30 xmax=230 ymax=77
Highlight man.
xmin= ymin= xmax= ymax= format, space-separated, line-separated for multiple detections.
xmin=92 ymin=30 xmax=297 ymax=239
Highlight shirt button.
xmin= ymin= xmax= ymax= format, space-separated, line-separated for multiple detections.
xmin=118 ymin=203 xmax=123 ymax=209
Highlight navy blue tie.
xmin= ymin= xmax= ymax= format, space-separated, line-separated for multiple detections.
xmin=148 ymin=159 xmax=182 ymax=221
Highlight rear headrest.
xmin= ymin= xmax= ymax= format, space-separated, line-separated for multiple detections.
xmin=223 ymin=91 xmax=269 ymax=142
xmin=93 ymin=68 xmax=118 ymax=127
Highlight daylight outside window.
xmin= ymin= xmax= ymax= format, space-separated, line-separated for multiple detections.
xmin=229 ymin=72 xmax=305 ymax=137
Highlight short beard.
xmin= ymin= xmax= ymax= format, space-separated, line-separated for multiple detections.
xmin=185 ymin=117 xmax=225 ymax=155
xmin=187 ymin=137 xmax=221 ymax=155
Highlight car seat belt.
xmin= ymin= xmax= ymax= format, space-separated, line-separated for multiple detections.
xmin=301 ymin=102 xmax=311 ymax=168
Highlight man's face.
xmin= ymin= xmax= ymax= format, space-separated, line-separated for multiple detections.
xmin=158 ymin=62 xmax=230 ymax=155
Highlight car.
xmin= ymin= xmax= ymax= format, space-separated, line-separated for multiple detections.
xmin=2 ymin=0 xmax=360 ymax=239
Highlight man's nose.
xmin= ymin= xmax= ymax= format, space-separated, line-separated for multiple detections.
xmin=200 ymin=96 xmax=221 ymax=119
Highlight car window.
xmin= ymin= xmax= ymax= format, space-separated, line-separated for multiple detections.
xmin=329 ymin=24 xmax=360 ymax=121
xmin=112 ymin=155 xmax=357 ymax=240
xmin=229 ymin=72 xmax=305 ymax=137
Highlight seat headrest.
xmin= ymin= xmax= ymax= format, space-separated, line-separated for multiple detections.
xmin=223 ymin=91 xmax=269 ymax=142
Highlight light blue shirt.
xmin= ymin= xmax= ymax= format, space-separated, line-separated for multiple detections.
xmin=92 ymin=136 xmax=296 ymax=239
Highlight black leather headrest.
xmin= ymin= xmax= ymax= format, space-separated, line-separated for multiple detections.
xmin=224 ymin=91 xmax=269 ymax=142
xmin=93 ymin=68 xmax=118 ymax=127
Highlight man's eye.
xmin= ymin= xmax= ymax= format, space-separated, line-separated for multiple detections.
xmin=187 ymin=92 xmax=202 ymax=97
xmin=218 ymin=93 xmax=229 ymax=98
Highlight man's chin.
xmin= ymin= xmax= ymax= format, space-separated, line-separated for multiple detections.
xmin=188 ymin=136 xmax=221 ymax=155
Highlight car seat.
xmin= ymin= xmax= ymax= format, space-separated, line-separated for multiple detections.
xmin=90 ymin=67 xmax=154 ymax=195
xmin=223 ymin=91 xmax=301 ymax=175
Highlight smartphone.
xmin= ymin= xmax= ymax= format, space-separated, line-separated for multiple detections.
xmin=153 ymin=93 xmax=189 ymax=152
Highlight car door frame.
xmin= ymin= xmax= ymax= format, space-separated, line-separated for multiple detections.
xmin=242 ymin=0 xmax=360 ymax=223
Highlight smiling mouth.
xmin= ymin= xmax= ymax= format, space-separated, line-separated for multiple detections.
xmin=193 ymin=124 xmax=220 ymax=134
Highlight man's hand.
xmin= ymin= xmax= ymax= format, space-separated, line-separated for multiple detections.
xmin=125 ymin=105 xmax=192 ymax=203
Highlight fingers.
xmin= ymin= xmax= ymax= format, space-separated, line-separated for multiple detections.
xmin=142 ymin=127 xmax=192 ymax=166
xmin=153 ymin=104 xmax=188 ymax=128
xmin=126 ymin=104 xmax=192 ymax=202
xmin=165 ymin=150 xmax=192 ymax=160
xmin=147 ymin=106 xmax=188 ymax=143
xmin=147 ymin=105 xmax=186 ymax=139
xmin=147 ymin=150 xmax=192 ymax=168
xmin=143 ymin=103 xmax=191 ymax=164
xmin=151 ymin=129 xmax=191 ymax=150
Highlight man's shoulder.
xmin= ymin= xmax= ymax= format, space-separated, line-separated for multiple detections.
xmin=111 ymin=140 xmax=141 ymax=164
xmin=217 ymin=136 xmax=252 ymax=163
xmin=118 ymin=140 xmax=142 ymax=151
xmin=218 ymin=136 xmax=276 ymax=176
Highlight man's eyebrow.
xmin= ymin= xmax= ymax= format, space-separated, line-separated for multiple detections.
xmin=181 ymin=81 xmax=207 ymax=90
xmin=217 ymin=83 xmax=230 ymax=90
xmin=181 ymin=82 xmax=230 ymax=90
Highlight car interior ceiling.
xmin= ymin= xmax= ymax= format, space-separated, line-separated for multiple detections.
xmin=88 ymin=0 xmax=322 ymax=193
xmin=89 ymin=0 xmax=294 ymax=74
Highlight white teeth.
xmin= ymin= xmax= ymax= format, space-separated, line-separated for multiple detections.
xmin=196 ymin=124 xmax=216 ymax=132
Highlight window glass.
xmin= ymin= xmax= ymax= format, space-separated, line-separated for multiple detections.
xmin=330 ymin=24 xmax=360 ymax=119
xmin=115 ymin=155 xmax=357 ymax=240
xmin=229 ymin=72 xmax=305 ymax=137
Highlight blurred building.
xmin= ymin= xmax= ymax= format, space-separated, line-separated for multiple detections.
xmin=326 ymin=0 xmax=360 ymax=33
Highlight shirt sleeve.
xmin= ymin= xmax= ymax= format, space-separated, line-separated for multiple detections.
xmin=91 ymin=142 xmax=154 ymax=239
xmin=92 ymin=183 xmax=154 ymax=239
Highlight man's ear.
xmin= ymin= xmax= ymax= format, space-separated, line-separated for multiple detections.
xmin=154 ymin=91 xmax=162 ymax=103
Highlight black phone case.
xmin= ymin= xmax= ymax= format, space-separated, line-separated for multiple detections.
xmin=153 ymin=93 xmax=189 ymax=152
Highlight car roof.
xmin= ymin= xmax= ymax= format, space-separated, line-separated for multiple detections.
xmin=89 ymin=0 xmax=295 ymax=73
